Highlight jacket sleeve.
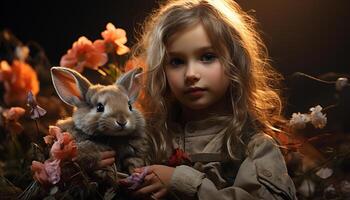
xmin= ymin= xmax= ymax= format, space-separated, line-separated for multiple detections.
xmin=168 ymin=134 xmax=297 ymax=200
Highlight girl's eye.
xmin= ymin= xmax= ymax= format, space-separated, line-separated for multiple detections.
xmin=97 ymin=103 xmax=104 ymax=112
xmin=201 ymin=53 xmax=217 ymax=63
xmin=169 ymin=58 xmax=185 ymax=67
xmin=128 ymin=101 xmax=133 ymax=111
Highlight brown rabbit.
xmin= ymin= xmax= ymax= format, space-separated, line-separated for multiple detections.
xmin=50 ymin=66 xmax=148 ymax=182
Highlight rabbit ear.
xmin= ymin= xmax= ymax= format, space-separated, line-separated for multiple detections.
xmin=51 ymin=66 xmax=92 ymax=106
xmin=116 ymin=67 xmax=143 ymax=103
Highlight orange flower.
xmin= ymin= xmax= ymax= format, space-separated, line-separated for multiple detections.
xmin=101 ymin=23 xmax=130 ymax=55
xmin=60 ymin=36 xmax=108 ymax=72
xmin=0 ymin=60 xmax=39 ymax=106
xmin=49 ymin=126 xmax=78 ymax=161
xmin=0 ymin=60 xmax=12 ymax=81
xmin=124 ymin=57 xmax=146 ymax=72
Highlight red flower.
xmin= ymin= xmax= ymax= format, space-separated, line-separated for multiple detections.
xmin=167 ymin=148 xmax=191 ymax=167
xmin=60 ymin=36 xmax=108 ymax=72
xmin=100 ymin=23 xmax=130 ymax=55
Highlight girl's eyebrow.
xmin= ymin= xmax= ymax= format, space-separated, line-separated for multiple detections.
xmin=167 ymin=46 xmax=214 ymax=56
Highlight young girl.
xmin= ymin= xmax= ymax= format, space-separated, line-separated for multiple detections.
xmin=117 ymin=0 xmax=297 ymax=199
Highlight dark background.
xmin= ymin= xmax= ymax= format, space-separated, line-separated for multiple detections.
xmin=1 ymin=0 xmax=349 ymax=123
xmin=1 ymin=0 xmax=349 ymax=74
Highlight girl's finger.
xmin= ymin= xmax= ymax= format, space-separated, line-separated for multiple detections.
xmin=134 ymin=182 xmax=163 ymax=196
xmin=118 ymin=178 xmax=133 ymax=187
xmin=143 ymin=173 xmax=156 ymax=184
xmin=98 ymin=157 xmax=115 ymax=168
xmin=133 ymin=167 xmax=143 ymax=173
xmin=137 ymin=173 xmax=156 ymax=189
xmin=100 ymin=150 xmax=116 ymax=159
xmin=134 ymin=165 xmax=153 ymax=174
xmin=152 ymin=188 xmax=168 ymax=199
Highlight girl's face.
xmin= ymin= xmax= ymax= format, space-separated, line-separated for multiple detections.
xmin=165 ymin=23 xmax=230 ymax=110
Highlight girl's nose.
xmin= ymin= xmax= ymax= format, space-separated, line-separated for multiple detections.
xmin=185 ymin=62 xmax=200 ymax=85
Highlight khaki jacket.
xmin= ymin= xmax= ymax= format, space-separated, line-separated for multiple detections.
xmin=166 ymin=116 xmax=297 ymax=200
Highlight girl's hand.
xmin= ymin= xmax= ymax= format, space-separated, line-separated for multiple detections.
xmin=133 ymin=165 xmax=175 ymax=199
xmin=97 ymin=150 xmax=116 ymax=168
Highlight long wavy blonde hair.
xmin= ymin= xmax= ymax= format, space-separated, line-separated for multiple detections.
xmin=133 ymin=0 xmax=285 ymax=163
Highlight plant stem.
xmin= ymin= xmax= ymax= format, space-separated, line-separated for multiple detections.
xmin=34 ymin=120 xmax=40 ymax=140
xmin=292 ymin=72 xmax=335 ymax=84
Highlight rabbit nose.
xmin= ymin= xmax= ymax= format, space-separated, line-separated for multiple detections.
xmin=116 ymin=120 xmax=127 ymax=128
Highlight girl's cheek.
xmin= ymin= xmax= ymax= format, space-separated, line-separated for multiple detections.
xmin=166 ymin=73 xmax=183 ymax=92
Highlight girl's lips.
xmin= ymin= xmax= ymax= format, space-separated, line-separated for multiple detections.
xmin=185 ymin=87 xmax=207 ymax=97
xmin=185 ymin=87 xmax=206 ymax=93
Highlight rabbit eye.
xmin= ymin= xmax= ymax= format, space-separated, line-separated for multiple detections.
xmin=128 ymin=101 xmax=133 ymax=111
xmin=97 ymin=103 xmax=104 ymax=112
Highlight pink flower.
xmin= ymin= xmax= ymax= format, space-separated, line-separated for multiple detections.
xmin=2 ymin=107 xmax=25 ymax=135
xmin=101 ymin=23 xmax=130 ymax=55
xmin=49 ymin=126 xmax=77 ymax=161
xmin=48 ymin=125 xmax=62 ymax=137
xmin=43 ymin=135 xmax=55 ymax=145
xmin=44 ymin=159 xmax=61 ymax=184
xmin=2 ymin=107 xmax=25 ymax=121
xmin=31 ymin=161 xmax=49 ymax=185
xmin=60 ymin=36 xmax=108 ymax=72
xmin=31 ymin=159 xmax=61 ymax=185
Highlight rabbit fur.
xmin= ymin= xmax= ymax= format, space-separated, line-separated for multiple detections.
xmin=51 ymin=66 xmax=148 ymax=181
